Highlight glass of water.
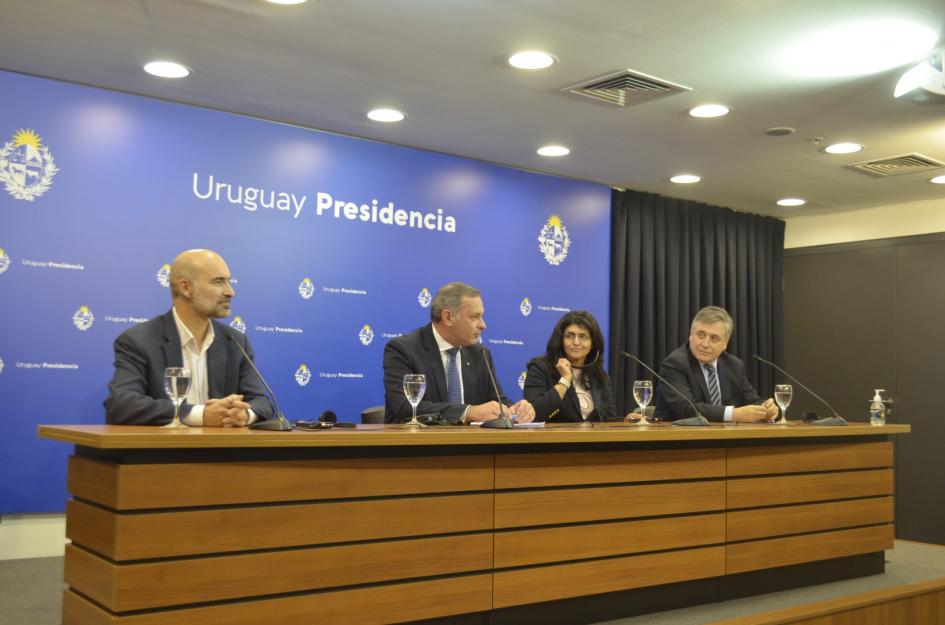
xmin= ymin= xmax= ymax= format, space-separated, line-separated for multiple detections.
xmin=403 ymin=374 xmax=426 ymax=427
xmin=774 ymin=383 xmax=792 ymax=424
xmin=632 ymin=380 xmax=653 ymax=424
xmin=163 ymin=367 xmax=192 ymax=429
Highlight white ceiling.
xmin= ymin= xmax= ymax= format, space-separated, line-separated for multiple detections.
xmin=2 ymin=0 xmax=944 ymax=218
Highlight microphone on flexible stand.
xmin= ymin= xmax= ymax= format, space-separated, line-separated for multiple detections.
xmin=225 ymin=334 xmax=292 ymax=431
xmin=752 ymin=355 xmax=846 ymax=425
xmin=621 ymin=352 xmax=708 ymax=426
xmin=478 ymin=347 xmax=515 ymax=429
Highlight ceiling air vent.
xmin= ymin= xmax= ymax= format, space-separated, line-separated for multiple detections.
xmin=848 ymin=153 xmax=945 ymax=177
xmin=563 ymin=69 xmax=691 ymax=107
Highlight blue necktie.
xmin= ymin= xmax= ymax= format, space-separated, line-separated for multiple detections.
xmin=446 ymin=347 xmax=462 ymax=404
xmin=704 ymin=364 xmax=722 ymax=405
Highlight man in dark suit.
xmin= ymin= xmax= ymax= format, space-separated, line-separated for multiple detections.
xmin=104 ymin=249 xmax=273 ymax=426
xmin=383 ymin=282 xmax=535 ymax=424
xmin=653 ymin=306 xmax=777 ymax=423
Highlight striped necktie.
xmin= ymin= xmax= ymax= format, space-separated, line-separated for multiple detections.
xmin=704 ymin=364 xmax=722 ymax=405
xmin=446 ymin=347 xmax=462 ymax=404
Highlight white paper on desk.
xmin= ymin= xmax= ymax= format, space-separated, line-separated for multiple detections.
xmin=468 ymin=421 xmax=545 ymax=428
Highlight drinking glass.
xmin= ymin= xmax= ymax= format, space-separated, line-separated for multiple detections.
xmin=163 ymin=367 xmax=192 ymax=429
xmin=632 ymin=380 xmax=653 ymax=424
xmin=403 ymin=374 xmax=427 ymax=427
xmin=774 ymin=383 xmax=792 ymax=424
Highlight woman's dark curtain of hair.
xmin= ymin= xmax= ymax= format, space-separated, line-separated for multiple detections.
xmin=608 ymin=189 xmax=784 ymax=415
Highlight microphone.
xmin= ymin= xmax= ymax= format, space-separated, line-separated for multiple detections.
xmin=752 ymin=355 xmax=846 ymax=423
xmin=621 ymin=352 xmax=707 ymax=424
xmin=225 ymin=334 xmax=292 ymax=431
xmin=478 ymin=346 xmax=515 ymax=429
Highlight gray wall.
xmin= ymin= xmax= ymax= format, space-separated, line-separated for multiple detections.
xmin=784 ymin=233 xmax=945 ymax=546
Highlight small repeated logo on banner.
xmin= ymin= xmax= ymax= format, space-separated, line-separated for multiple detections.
xmin=156 ymin=263 xmax=171 ymax=288
xmin=538 ymin=214 xmax=571 ymax=266
xmin=517 ymin=371 xmax=527 ymax=390
xmin=230 ymin=316 xmax=247 ymax=334
xmin=294 ymin=364 xmax=311 ymax=386
xmin=298 ymin=278 xmax=315 ymax=300
xmin=0 ymin=128 xmax=59 ymax=201
xmin=358 ymin=324 xmax=374 ymax=346
xmin=520 ymin=297 xmax=532 ymax=317
xmin=72 ymin=306 xmax=94 ymax=331
xmin=0 ymin=247 xmax=10 ymax=275
xmin=417 ymin=287 xmax=432 ymax=308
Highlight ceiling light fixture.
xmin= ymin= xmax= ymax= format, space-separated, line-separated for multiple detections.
xmin=508 ymin=51 xmax=557 ymax=70
xmin=824 ymin=142 xmax=863 ymax=154
xmin=366 ymin=108 xmax=406 ymax=123
xmin=930 ymin=175 xmax=945 ymax=184
xmin=537 ymin=145 xmax=570 ymax=157
xmin=265 ymin=0 xmax=308 ymax=4
xmin=776 ymin=19 xmax=937 ymax=78
xmin=776 ymin=198 xmax=807 ymax=207
xmin=143 ymin=61 xmax=191 ymax=78
xmin=894 ymin=49 xmax=945 ymax=102
xmin=688 ymin=104 xmax=731 ymax=118
xmin=670 ymin=174 xmax=701 ymax=184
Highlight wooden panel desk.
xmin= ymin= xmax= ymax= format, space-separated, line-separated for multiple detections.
xmin=38 ymin=422 xmax=910 ymax=625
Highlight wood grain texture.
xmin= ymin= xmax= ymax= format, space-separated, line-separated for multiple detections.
xmin=493 ymin=546 xmax=725 ymax=607
xmin=727 ymin=497 xmax=894 ymax=542
xmin=495 ymin=448 xmax=724 ymax=489
xmin=69 ymin=454 xmax=494 ymax=510
xmin=727 ymin=442 xmax=893 ymax=476
xmin=67 ymin=493 xmax=493 ymax=560
xmin=38 ymin=423 xmax=910 ymax=450
xmin=64 ymin=533 xmax=493 ymax=611
xmin=61 ymin=573 xmax=493 ymax=625
xmin=495 ymin=480 xmax=725 ymax=528
xmin=494 ymin=513 xmax=725 ymax=567
xmin=68 ymin=456 xmax=118 ymax=508
xmin=726 ymin=525 xmax=893 ymax=574
xmin=727 ymin=470 xmax=893 ymax=509
xmin=885 ymin=588 xmax=945 ymax=625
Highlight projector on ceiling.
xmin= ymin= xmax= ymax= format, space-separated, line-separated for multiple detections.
xmin=894 ymin=49 xmax=945 ymax=103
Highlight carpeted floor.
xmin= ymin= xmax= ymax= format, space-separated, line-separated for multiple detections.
xmin=1 ymin=540 xmax=943 ymax=625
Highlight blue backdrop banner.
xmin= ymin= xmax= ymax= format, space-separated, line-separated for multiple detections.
xmin=0 ymin=70 xmax=610 ymax=513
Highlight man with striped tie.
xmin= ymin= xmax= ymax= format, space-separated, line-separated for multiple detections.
xmin=653 ymin=306 xmax=778 ymax=423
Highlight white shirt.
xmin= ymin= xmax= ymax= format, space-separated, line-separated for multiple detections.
xmin=571 ymin=369 xmax=595 ymax=420
xmin=172 ymin=307 xmax=256 ymax=426
xmin=699 ymin=359 xmax=734 ymax=422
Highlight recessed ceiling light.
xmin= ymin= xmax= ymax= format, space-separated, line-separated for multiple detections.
xmin=930 ymin=175 xmax=945 ymax=184
xmin=670 ymin=174 xmax=701 ymax=184
xmin=689 ymin=104 xmax=731 ymax=118
xmin=366 ymin=108 xmax=406 ymax=123
xmin=537 ymin=145 xmax=570 ymax=157
xmin=776 ymin=19 xmax=937 ymax=77
xmin=777 ymin=198 xmax=807 ymax=207
xmin=265 ymin=0 xmax=308 ymax=4
xmin=143 ymin=61 xmax=191 ymax=78
xmin=824 ymin=142 xmax=863 ymax=154
xmin=508 ymin=51 xmax=557 ymax=70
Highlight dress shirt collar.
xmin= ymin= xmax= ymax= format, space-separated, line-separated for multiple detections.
xmin=431 ymin=323 xmax=459 ymax=355
xmin=172 ymin=306 xmax=214 ymax=353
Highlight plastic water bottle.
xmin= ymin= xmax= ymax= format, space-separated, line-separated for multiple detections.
xmin=869 ymin=389 xmax=886 ymax=426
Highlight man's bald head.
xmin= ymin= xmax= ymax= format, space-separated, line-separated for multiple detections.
xmin=168 ymin=249 xmax=234 ymax=319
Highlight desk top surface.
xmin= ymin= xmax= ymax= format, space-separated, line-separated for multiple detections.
xmin=37 ymin=422 xmax=911 ymax=449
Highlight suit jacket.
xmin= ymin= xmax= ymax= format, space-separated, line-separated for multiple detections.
xmin=383 ymin=324 xmax=512 ymax=423
xmin=104 ymin=310 xmax=274 ymax=425
xmin=524 ymin=357 xmax=618 ymax=422
xmin=653 ymin=344 xmax=763 ymax=422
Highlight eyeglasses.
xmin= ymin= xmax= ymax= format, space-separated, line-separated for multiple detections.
xmin=564 ymin=332 xmax=591 ymax=343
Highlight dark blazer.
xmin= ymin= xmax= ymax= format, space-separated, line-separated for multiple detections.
xmin=383 ymin=324 xmax=511 ymax=423
xmin=524 ymin=357 xmax=618 ymax=422
xmin=653 ymin=344 xmax=763 ymax=422
xmin=104 ymin=310 xmax=273 ymax=425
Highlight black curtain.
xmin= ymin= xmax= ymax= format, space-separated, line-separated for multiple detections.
xmin=609 ymin=189 xmax=784 ymax=415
